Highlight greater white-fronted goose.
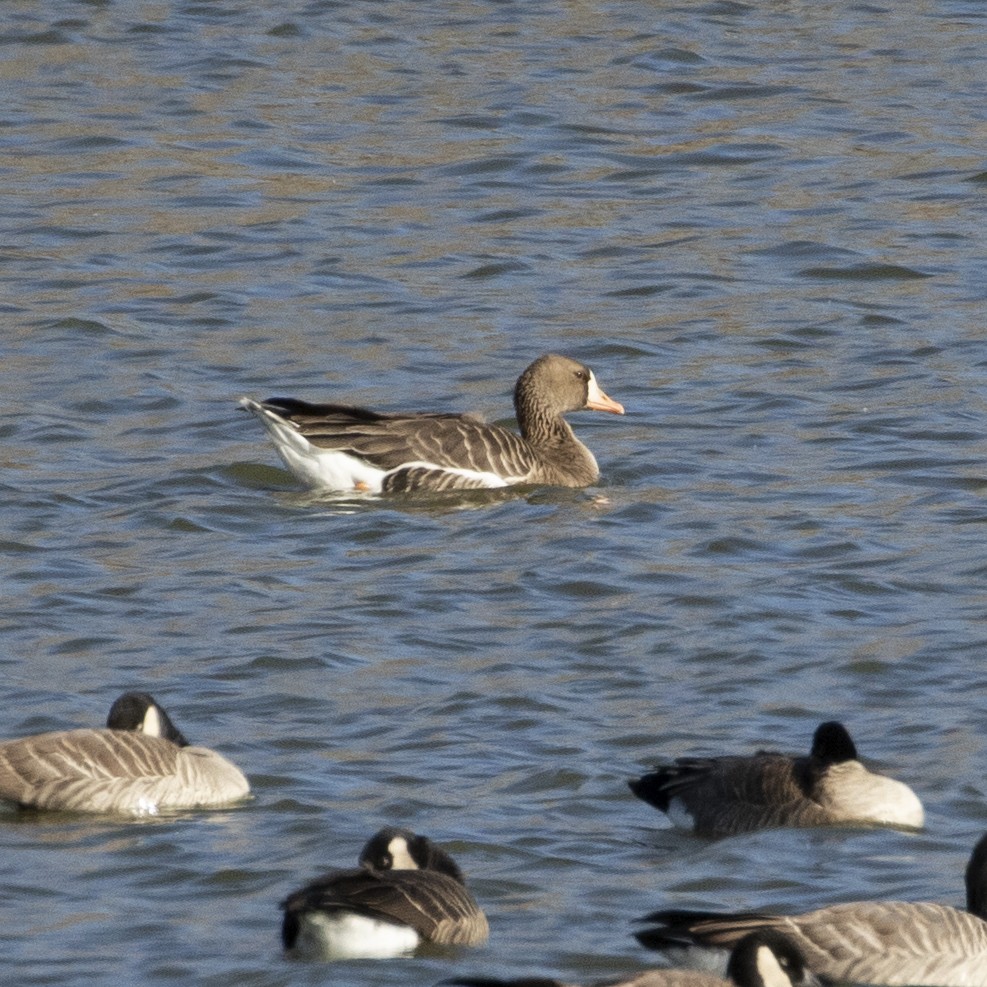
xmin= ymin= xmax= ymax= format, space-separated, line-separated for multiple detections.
xmin=0 ymin=692 xmax=250 ymax=815
xmin=628 ymin=721 xmax=923 ymax=836
xmin=281 ymin=827 xmax=489 ymax=959
xmin=634 ymin=831 xmax=987 ymax=987
xmin=239 ymin=353 xmax=624 ymax=494
xmin=447 ymin=929 xmax=819 ymax=987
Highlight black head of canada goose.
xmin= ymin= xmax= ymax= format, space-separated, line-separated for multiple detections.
xmin=281 ymin=826 xmax=489 ymax=959
xmin=634 ymin=831 xmax=987 ymax=987
xmin=628 ymin=721 xmax=923 ymax=837
xmin=239 ymin=353 xmax=624 ymax=494
xmin=445 ymin=928 xmax=819 ymax=987
xmin=0 ymin=692 xmax=250 ymax=815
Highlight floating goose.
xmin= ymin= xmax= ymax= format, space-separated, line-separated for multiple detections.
xmin=239 ymin=352 xmax=624 ymax=494
xmin=446 ymin=929 xmax=819 ymax=987
xmin=0 ymin=692 xmax=250 ymax=815
xmin=281 ymin=827 xmax=489 ymax=959
xmin=628 ymin=721 xmax=923 ymax=836
xmin=634 ymin=831 xmax=987 ymax=987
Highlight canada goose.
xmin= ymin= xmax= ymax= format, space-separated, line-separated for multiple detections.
xmin=634 ymin=831 xmax=987 ymax=987
xmin=0 ymin=692 xmax=250 ymax=815
xmin=446 ymin=929 xmax=819 ymax=987
xmin=629 ymin=721 xmax=923 ymax=836
xmin=281 ymin=827 xmax=489 ymax=959
xmin=239 ymin=352 xmax=624 ymax=494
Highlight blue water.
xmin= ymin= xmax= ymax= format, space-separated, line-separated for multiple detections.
xmin=2 ymin=1 xmax=987 ymax=985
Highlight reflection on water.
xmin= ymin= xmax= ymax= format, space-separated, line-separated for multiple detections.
xmin=3 ymin=1 xmax=987 ymax=985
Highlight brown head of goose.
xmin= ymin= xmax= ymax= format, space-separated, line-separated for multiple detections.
xmin=239 ymin=352 xmax=624 ymax=494
xmin=0 ymin=692 xmax=250 ymax=815
xmin=445 ymin=929 xmax=819 ymax=987
xmin=281 ymin=827 xmax=489 ymax=959
xmin=628 ymin=721 xmax=923 ymax=837
xmin=634 ymin=831 xmax=987 ymax=987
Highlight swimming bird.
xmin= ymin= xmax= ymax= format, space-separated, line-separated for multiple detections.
xmin=239 ymin=352 xmax=624 ymax=493
xmin=281 ymin=826 xmax=489 ymax=959
xmin=628 ymin=721 xmax=923 ymax=836
xmin=633 ymin=831 xmax=987 ymax=987
xmin=446 ymin=929 xmax=819 ymax=987
xmin=0 ymin=692 xmax=250 ymax=815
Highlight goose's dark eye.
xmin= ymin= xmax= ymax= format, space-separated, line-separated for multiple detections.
xmin=574 ymin=370 xmax=588 ymax=381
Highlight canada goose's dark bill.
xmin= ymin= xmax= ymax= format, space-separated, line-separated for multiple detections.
xmin=586 ymin=374 xmax=625 ymax=415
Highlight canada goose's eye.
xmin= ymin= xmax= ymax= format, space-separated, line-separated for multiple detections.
xmin=574 ymin=370 xmax=587 ymax=381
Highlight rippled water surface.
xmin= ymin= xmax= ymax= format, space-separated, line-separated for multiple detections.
xmin=3 ymin=1 xmax=987 ymax=985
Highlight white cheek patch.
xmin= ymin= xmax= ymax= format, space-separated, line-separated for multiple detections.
xmin=388 ymin=835 xmax=418 ymax=870
xmin=141 ymin=704 xmax=163 ymax=738
xmin=757 ymin=945 xmax=794 ymax=987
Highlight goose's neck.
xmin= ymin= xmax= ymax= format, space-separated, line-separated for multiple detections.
xmin=513 ymin=384 xmax=599 ymax=485
xmin=967 ymin=871 xmax=987 ymax=917
xmin=515 ymin=396 xmax=580 ymax=448
xmin=966 ymin=835 xmax=987 ymax=917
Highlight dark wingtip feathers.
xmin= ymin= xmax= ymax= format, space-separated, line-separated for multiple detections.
xmin=627 ymin=772 xmax=673 ymax=812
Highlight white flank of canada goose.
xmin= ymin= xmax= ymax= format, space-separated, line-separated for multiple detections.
xmin=634 ymin=831 xmax=987 ymax=987
xmin=0 ymin=692 xmax=250 ymax=815
xmin=628 ymin=721 xmax=923 ymax=837
xmin=239 ymin=353 xmax=624 ymax=494
xmin=281 ymin=827 xmax=489 ymax=959
xmin=446 ymin=929 xmax=820 ymax=987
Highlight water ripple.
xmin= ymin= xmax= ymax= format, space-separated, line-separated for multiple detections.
xmin=2 ymin=1 xmax=987 ymax=986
